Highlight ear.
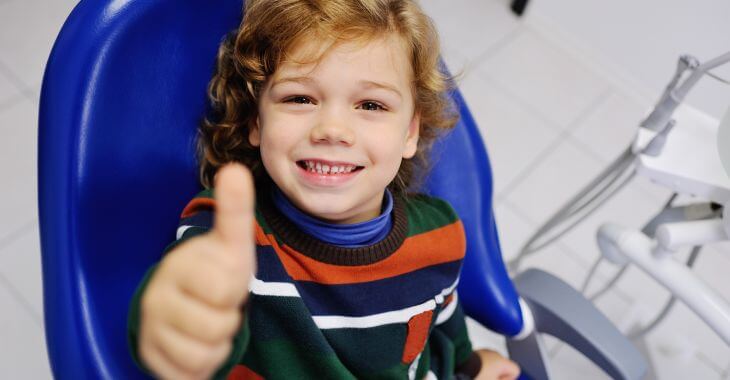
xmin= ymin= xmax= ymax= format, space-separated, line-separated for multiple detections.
xmin=248 ymin=117 xmax=261 ymax=147
xmin=402 ymin=112 xmax=420 ymax=159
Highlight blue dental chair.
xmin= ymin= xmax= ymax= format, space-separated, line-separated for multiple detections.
xmin=38 ymin=0 xmax=647 ymax=379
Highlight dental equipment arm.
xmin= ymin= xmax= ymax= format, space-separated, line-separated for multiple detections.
xmin=596 ymin=222 xmax=730 ymax=344
xmin=641 ymin=51 xmax=730 ymax=132
xmin=507 ymin=270 xmax=647 ymax=380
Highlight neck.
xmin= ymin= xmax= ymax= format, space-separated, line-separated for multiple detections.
xmin=272 ymin=187 xmax=394 ymax=247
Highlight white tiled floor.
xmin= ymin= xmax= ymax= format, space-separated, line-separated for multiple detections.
xmin=2 ymin=0 xmax=729 ymax=379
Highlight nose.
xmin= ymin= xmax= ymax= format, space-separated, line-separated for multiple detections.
xmin=310 ymin=108 xmax=355 ymax=146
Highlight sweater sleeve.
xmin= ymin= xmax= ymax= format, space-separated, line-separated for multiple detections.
xmin=430 ymin=292 xmax=479 ymax=378
xmin=126 ymin=190 xmax=251 ymax=379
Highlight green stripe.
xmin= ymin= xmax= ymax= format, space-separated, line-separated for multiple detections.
xmin=241 ymin=339 xmax=356 ymax=380
xmin=364 ymin=361 xmax=412 ymax=379
xmin=248 ymin=294 xmax=335 ymax=354
xmin=321 ymin=323 xmax=407 ymax=373
xmin=404 ymin=195 xmax=459 ymax=237
xmin=254 ymin=207 xmax=275 ymax=235
xmin=437 ymin=304 xmax=473 ymax=366
xmin=195 ymin=188 xmax=214 ymax=199
xmin=428 ymin=328 xmax=456 ymax=379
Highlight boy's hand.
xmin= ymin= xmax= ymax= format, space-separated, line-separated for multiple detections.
xmin=474 ymin=349 xmax=521 ymax=380
xmin=139 ymin=164 xmax=256 ymax=380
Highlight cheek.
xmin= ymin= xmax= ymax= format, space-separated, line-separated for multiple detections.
xmin=371 ymin=143 xmax=406 ymax=176
xmin=260 ymin=119 xmax=298 ymax=150
xmin=365 ymin=127 xmax=412 ymax=160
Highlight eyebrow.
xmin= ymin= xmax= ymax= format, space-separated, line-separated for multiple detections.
xmin=271 ymin=76 xmax=314 ymax=87
xmin=271 ymin=76 xmax=402 ymax=99
xmin=360 ymin=80 xmax=402 ymax=99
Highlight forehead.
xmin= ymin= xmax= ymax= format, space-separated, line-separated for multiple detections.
xmin=273 ymin=34 xmax=414 ymax=87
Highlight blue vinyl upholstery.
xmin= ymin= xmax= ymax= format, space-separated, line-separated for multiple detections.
xmin=38 ymin=0 xmax=522 ymax=377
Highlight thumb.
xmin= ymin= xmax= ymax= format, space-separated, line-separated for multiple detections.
xmin=212 ymin=163 xmax=255 ymax=253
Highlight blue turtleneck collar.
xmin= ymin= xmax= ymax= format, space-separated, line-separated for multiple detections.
xmin=272 ymin=187 xmax=394 ymax=248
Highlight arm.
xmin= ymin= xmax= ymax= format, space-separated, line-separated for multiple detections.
xmin=429 ymin=293 xmax=518 ymax=380
xmin=127 ymin=164 xmax=256 ymax=379
xmin=127 ymin=260 xmax=251 ymax=379
xmin=509 ymin=269 xmax=646 ymax=380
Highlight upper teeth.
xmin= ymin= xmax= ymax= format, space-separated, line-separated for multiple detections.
xmin=304 ymin=160 xmax=357 ymax=174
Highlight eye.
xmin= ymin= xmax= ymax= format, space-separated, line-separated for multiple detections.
xmin=284 ymin=96 xmax=314 ymax=105
xmin=359 ymin=101 xmax=386 ymax=112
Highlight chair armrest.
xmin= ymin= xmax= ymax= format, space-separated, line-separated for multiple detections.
xmin=510 ymin=269 xmax=646 ymax=380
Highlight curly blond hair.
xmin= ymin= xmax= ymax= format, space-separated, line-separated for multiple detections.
xmin=198 ymin=0 xmax=457 ymax=194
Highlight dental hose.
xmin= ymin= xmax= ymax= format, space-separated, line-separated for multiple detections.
xmin=580 ymin=194 xmax=679 ymax=301
xmin=507 ymin=50 xmax=730 ymax=341
xmin=504 ymin=144 xmax=697 ymax=340
xmin=507 ymin=146 xmax=637 ymax=271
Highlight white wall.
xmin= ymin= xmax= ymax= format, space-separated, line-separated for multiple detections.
xmin=525 ymin=0 xmax=730 ymax=119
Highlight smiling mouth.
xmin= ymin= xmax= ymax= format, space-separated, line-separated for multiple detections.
xmin=296 ymin=160 xmax=364 ymax=175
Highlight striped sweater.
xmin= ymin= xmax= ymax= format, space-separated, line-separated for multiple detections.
xmin=128 ymin=188 xmax=477 ymax=379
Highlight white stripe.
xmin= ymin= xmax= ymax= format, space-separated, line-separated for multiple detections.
xmin=314 ymin=299 xmax=437 ymax=329
xmin=434 ymin=277 xmax=459 ymax=304
xmin=425 ymin=371 xmax=438 ymax=380
xmin=246 ymin=276 xmax=461 ymax=329
xmin=249 ymin=278 xmax=300 ymax=297
xmin=176 ymin=225 xmax=194 ymax=240
xmin=408 ymin=352 xmax=422 ymax=380
xmin=435 ymin=291 xmax=458 ymax=325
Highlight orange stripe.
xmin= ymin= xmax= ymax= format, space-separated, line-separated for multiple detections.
xmin=402 ymin=310 xmax=434 ymax=363
xmin=180 ymin=198 xmax=216 ymax=218
xmin=443 ymin=293 xmax=455 ymax=306
xmin=254 ymin=223 xmax=269 ymax=244
xmin=263 ymin=221 xmax=465 ymax=284
xmin=227 ymin=365 xmax=264 ymax=380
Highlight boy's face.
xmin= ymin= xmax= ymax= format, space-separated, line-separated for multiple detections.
xmin=250 ymin=34 xmax=420 ymax=224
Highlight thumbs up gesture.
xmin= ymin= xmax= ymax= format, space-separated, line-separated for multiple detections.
xmin=139 ymin=164 xmax=256 ymax=380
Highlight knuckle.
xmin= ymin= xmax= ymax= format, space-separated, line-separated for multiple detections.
xmin=196 ymin=321 xmax=222 ymax=342
xmin=204 ymin=275 xmax=237 ymax=306
xmin=207 ymin=311 xmax=241 ymax=342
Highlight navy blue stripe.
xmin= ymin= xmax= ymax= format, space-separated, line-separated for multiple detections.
xmin=255 ymin=245 xmax=292 ymax=283
xmin=180 ymin=210 xmax=213 ymax=229
xmin=295 ymin=260 xmax=462 ymax=317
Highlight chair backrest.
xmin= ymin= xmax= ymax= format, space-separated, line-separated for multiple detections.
xmin=38 ymin=0 xmax=522 ymax=378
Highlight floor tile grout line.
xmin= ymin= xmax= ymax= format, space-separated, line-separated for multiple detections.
xmin=695 ymin=350 xmax=726 ymax=375
xmin=474 ymin=30 xmax=613 ymax=131
xmin=0 ymin=219 xmax=38 ymax=251
xmin=478 ymin=63 xmax=668 ymax=203
xmin=0 ymin=59 xmax=38 ymax=104
xmin=493 ymin=87 xmax=612 ymax=201
xmin=493 ymin=134 xmax=564 ymax=201
xmin=501 ymin=197 xmax=596 ymax=269
xmin=0 ymin=93 xmax=28 ymax=112
xmin=477 ymin=71 xmax=565 ymax=133
xmin=500 ymin=198 xmax=636 ymax=305
xmin=470 ymin=25 xmax=525 ymax=68
xmin=0 ymin=271 xmax=43 ymax=327
xmin=474 ymin=77 xmax=613 ymax=203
